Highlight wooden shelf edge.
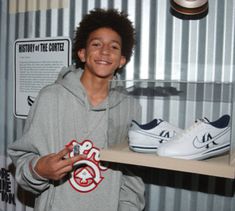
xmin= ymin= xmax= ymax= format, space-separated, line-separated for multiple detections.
xmin=100 ymin=144 xmax=235 ymax=179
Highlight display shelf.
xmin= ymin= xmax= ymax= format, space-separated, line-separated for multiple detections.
xmin=100 ymin=142 xmax=235 ymax=179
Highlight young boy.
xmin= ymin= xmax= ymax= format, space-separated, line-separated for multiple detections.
xmin=8 ymin=8 xmax=145 ymax=211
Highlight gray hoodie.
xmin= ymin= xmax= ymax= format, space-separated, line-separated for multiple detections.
xmin=8 ymin=66 xmax=145 ymax=211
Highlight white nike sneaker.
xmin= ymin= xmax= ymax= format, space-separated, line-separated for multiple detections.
xmin=157 ymin=114 xmax=231 ymax=160
xmin=128 ymin=119 xmax=183 ymax=153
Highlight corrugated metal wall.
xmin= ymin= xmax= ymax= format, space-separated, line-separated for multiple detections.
xmin=1 ymin=0 xmax=235 ymax=211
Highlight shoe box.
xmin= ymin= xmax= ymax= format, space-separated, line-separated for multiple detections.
xmin=101 ymin=80 xmax=235 ymax=178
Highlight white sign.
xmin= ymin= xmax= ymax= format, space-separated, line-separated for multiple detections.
xmin=14 ymin=37 xmax=71 ymax=118
xmin=0 ymin=156 xmax=16 ymax=210
xmin=0 ymin=156 xmax=34 ymax=211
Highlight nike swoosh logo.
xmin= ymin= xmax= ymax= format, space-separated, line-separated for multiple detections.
xmin=193 ymin=127 xmax=230 ymax=149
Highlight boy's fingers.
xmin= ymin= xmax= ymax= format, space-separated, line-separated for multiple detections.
xmin=65 ymin=154 xmax=85 ymax=164
xmin=56 ymin=147 xmax=70 ymax=159
xmin=55 ymin=147 xmax=87 ymax=166
xmin=72 ymin=154 xmax=86 ymax=162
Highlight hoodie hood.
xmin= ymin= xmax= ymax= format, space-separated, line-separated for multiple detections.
xmin=55 ymin=65 xmax=128 ymax=111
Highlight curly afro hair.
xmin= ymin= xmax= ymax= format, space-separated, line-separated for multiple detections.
xmin=72 ymin=8 xmax=136 ymax=69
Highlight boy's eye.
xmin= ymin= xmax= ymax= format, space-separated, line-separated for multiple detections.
xmin=89 ymin=40 xmax=121 ymax=51
xmin=91 ymin=42 xmax=101 ymax=47
xmin=111 ymin=45 xmax=120 ymax=50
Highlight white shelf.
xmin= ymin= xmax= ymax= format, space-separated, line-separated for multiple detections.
xmin=100 ymin=143 xmax=235 ymax=179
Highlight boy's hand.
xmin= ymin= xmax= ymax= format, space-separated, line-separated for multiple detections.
xmin=34 ymin=147 xmax=85 ymax=181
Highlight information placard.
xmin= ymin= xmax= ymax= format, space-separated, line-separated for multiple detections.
xmin=14 ymin=37 xmax=71 ymax=118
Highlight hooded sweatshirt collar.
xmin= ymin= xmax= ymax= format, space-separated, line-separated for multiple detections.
xmin=55 ymin=65 xmax=127 ymax=111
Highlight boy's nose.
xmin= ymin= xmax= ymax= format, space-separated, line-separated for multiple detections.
xmin=101 ymin=45 xmax=110 ymax=54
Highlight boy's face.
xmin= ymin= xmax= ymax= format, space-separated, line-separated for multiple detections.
xmin=78 ymin=27 xmax=126 ymax=79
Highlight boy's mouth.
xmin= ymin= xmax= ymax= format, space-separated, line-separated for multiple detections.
xmin=95 ymin=59 xmax=112 ymax=65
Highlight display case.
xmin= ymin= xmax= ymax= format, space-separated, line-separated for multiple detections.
xmin=100 ymin=80 xmax=235 ymax=179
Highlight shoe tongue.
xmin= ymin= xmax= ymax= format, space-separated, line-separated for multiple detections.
xmin=156 ymin=119 xmax=163 ymax=125
xmin=196 ymin=117 xmax=209 ymax=124
xmin=197 ymin=117 xmax=210 ymax=124
xmin=203 ymin=117 xmax=210 ymax=123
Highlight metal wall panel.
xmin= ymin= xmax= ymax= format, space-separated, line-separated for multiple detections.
xmin=1 ymin=0 xmax=235 ymax=210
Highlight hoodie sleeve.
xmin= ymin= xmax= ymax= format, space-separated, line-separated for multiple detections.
xmin=8 ymin=86 xmax=58 ymax=194
xmin=118 ymin=166 xmax=145 ymax=211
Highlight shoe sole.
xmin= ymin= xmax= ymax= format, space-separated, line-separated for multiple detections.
xmin=129 ymin=145 xmax=158 ymax=153
xmin=159 ymin=142 xmax=230 ymax=160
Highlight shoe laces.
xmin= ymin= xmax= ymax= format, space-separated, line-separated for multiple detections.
xmin=174 ymin=119 xmax=204 ymax=140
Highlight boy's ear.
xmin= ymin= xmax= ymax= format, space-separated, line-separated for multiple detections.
xmin=119 ymin=56 xmax=126 ymax=68
xmin=77 ymin=49 xmax=86 ymax=62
